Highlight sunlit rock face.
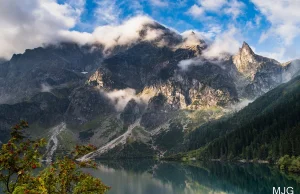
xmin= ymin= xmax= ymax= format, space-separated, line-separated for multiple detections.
xmin=233 ymin=42 xmax=259 ymax=80
xmin=232 ymin=42 xmax=289 ymax=97
xmin=139 ymin=64 xmax=237 ymax=110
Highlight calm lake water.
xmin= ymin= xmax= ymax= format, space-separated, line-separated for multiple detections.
xmin=85 ymin=160 xmax=300 ymax=194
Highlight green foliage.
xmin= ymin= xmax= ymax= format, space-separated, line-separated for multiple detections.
xmin=154 ymin=122 xmax=184 ymax=151
xmin=184 ymin=76 xmax=300 ymax=162
xmin=277 ymin=155 xmax=300 ymax=173
xmin=0 ymin=121 xmax=46 ymax=193
xmin=35 ymin=157 xmax=109 ymax=194
xmin=0 ymin=121 xmax=110 ymax=194
xmin=72 ymin=144 xmax=97 ymax=160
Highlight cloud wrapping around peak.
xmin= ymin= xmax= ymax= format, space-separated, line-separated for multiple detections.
xmin=181 ymin=29 xmax=218 ymax=49
xmin=1 ymin=0 xmax=298 ymax=63
xmin=0 ymin=0 xmax=164 ymax=60
xmin=0 ymin=0 xmax=242 ymax=61
xmin=91 ymin=16 xmax=163 ymax=50
xmin=61 ymin=15 xmax=169 ymax=52
xmin=202 ymin=26 xmax=242 ymax=59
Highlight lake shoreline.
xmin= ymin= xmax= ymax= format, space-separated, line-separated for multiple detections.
xmin=92 ymin=159 xmax=300 ymax=194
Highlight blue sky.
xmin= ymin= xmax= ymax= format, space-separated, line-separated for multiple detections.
xmin=60 ymin=0 xmax=300 ymax=61
xmin=73 ymin=0 xmax=264 ymax=37
xmin=1 ymin=0 xmax=300 ymax=62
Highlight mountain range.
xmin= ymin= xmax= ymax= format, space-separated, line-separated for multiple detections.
xmin=0 ymin=21 xmax=299 ymax=160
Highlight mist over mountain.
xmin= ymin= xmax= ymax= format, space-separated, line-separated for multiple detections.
xmin=0 ymin=19 xmax=299 ymax=160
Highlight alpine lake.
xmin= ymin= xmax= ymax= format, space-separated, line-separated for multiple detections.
xmin=83 ymin=160 xmax=300 ymax=194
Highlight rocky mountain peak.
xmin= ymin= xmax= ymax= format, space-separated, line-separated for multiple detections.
xmin=232 ymin=42 xmax=285 ymax=97
xmin=138 ymin=22 xmax=182 ymax=47
xmin=232 ymin=42 xmax=260 ymax=80
xmin=241 ymin=41 xmax=254 ymax=56
xmin=181 ymin=31 xmax=207 ymax=52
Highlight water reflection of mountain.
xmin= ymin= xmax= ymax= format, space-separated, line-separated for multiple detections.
xmin=97 ymin=160 xmax=300 ymax=194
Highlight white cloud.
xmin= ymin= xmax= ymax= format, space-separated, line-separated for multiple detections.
xmin=0 ymin=0 xmax=244 ymax=62
xmin=103 ymin=88 xmax=151 ymax=112
xmin=127 ymin=0 xmax=144 ymax=15
xmin=203 ymin=26 xmax=242 ymax=59
xmin=58 ymin=30 xmax=93 ymax=45
xmin=282 ymin=60 xmax=300 ymax=82
xmin=0 ymin=0 xmax=264 ymax=64
xmin=251 ymin=0 xmax=300 ymax=45
xmin=203 ymin=25 xmax=223 ymax=39
xmin=178 ymin=58 xmax=204 ymax=71
xmin=181 ymin=30 xmax=206 ymax=45
xmin=181 ymin=28 xmax=221 ymax=46
xmin=276 ymin=23 xmax=300 ymax=45
xmin=41 ymin=83 xmax=52 ymax=93
xmin=257 ymin=44 xmax=300 ymax=63
xmin=190 ymin=0 xmax=244 ymax=19
xmin=255 ymin=15 xmax=262 ymax=26
xmin=91 ymin=16 xmax=164 ymax=51
xmin=198 ymin=0 xmax=227 ymax=11
xmin=0 ymin=1 xmax=164 ymax=60
xmin=104 ymin=88 xmax=138 ymax=111
xmin=187 ymin=4 xmax=205 ymax=17
xmin=60 ymin=15 xmax=167 ymax=52
xmin=0 ymin=0 xmax=83 ymax=59
xmin=230 ymin=99 xmax=253 ymax=112
xmin=94 ymin=0 xmax=121 ymax=25
xmin=224 ymin=0 xmax=244 ymax=19
xmin=150 ymin=0 xmax=168 ymax=7
xmin=257 ymin=48 xmax=286 ymax=62
xmin=66 ymin=0 xmax=86 ymax=14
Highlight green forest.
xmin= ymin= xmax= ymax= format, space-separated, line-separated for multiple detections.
xmin=169 ymin=76 xmax=300 ymax=173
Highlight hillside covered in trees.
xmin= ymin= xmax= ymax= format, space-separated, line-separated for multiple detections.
xmin=173 ymin=76 xmax=300 ymax=164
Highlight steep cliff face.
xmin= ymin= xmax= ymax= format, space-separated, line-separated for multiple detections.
xmin=232 ymin=42 xmax=287 ymax=97
xmin=233 ymin=42 xmax=261 ymax=80
xmin=140 ymin=64 xmax=237 ymax=110
xmin=233 ymin=42 xmax=281 ymax=80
